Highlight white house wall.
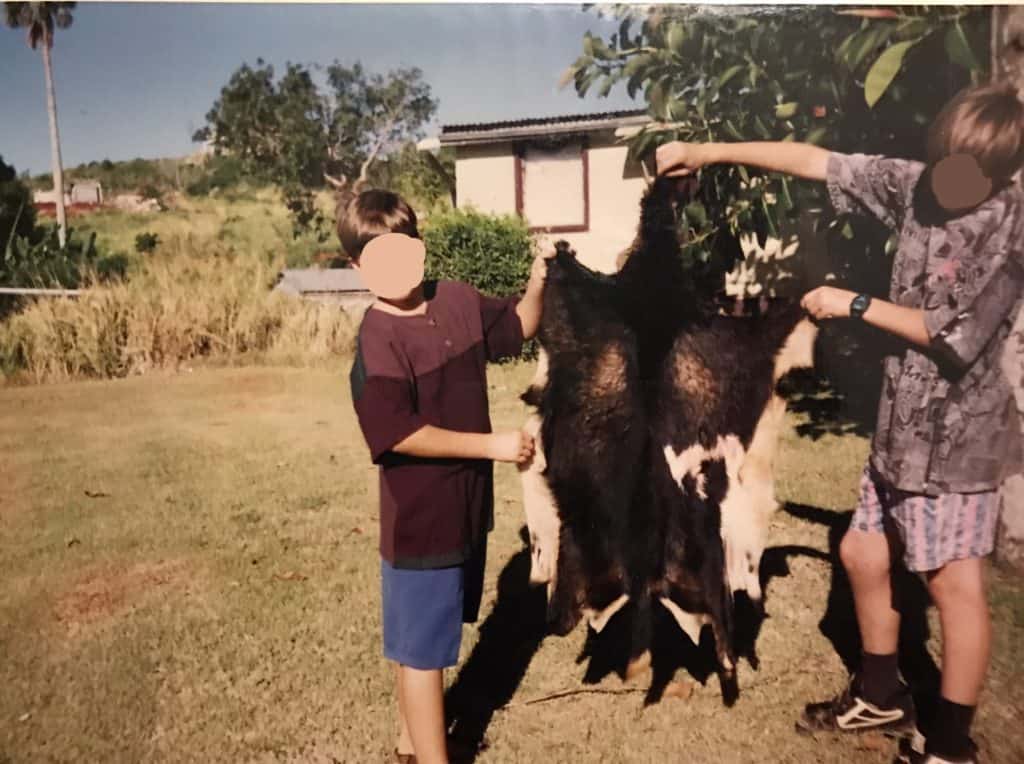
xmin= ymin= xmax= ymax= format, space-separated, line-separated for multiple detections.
xmin=455 ymin=144 xmax=518 ymax=215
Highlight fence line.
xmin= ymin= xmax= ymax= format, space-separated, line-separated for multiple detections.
xmin=0 ymin=287 xmax=83 ymax=297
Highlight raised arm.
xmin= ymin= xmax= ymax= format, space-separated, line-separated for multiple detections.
xmin=656 ymin=141 xmax=830 ymax=182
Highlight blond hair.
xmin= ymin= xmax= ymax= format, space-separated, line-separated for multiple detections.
xmin=927 ymin=82 xmax=1024 ymax=182
xmin=336 ymin=190 xmax=419 ymax=262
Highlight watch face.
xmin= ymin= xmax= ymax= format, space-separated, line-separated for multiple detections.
xmin=851 ymin=294 xmax=870 ymax=317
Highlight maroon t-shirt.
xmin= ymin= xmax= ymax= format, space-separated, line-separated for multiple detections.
xmin=350 ymin=280 xmax=524 ymax=569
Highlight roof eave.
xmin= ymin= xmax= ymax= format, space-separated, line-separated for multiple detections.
xmin=437 ymin=115 xmax=651 ymax=147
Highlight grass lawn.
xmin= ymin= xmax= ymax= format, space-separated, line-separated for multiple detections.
xmin=2 ymin=363 xmax=1022 ymax=763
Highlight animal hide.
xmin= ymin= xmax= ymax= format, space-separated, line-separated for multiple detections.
xmin=518 ymin=176 xmax=817 ymax=689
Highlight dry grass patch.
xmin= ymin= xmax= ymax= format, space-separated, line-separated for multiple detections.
xmin=1 ymin=363 xmax=1021 ymax=763
xmin=53 ymin=559 xmax=195 ymax=636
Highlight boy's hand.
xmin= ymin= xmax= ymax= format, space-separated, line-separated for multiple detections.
xmin=656 ymin=142 xmax=710 ymax=177
xmin=801 ymin=286 xmax=855 ymax=320
xmin=527 ymin=249 xmax=556 ymax=290
xmin=489 ymin=430 xmax=535 ymax=464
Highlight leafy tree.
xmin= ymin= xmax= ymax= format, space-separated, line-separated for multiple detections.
xmin=367 ymin=142 xmax=455 ymax=211
xmin=5 ymin=1 xmax=75 ymax=247
xmin=194 ymin=60 xmax=438 ymax=235
xmin=567 ymin=5 xmax=988 ymax=288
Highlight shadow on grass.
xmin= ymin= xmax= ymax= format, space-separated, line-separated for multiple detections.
xmin=444 ymin=529 xmax=548 ymax=760
xmin=447 ymin=504 xmax=942 ymax=758
xmin=778 ymin=369 xmax=877 ymax=442
xmin=783 ymin=502 xmax=941 ymax=726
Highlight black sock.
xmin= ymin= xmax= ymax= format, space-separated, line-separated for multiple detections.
xmin=925 ymin=697 xmax=975 ymax=761
xmin=859 ymin=651 xmax=902 ymax=706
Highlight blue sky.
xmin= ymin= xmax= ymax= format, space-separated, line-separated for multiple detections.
xmin=1 ymin=3 xmax=641 ymax=175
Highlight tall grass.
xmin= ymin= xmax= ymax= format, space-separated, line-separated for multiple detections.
xmin=0 ymin=238 xmax=356 ymax=384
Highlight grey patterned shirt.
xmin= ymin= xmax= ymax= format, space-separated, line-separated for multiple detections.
xmin=827 ymin=152 xmax=1024 ymax=495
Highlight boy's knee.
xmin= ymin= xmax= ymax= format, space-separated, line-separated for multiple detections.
xmin=927 ymin=560 xmax=986 ymax=610
xmin=840 ymin=529 xmax=890 ymax=580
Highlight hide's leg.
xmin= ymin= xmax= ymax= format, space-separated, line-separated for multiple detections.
xmin=547 ymin=526 xmax=585 ymax=636
xmin=518 ymin=413 xmax=560 ymax=588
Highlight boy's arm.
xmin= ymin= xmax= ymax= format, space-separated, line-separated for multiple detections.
xmin=802 ymin=286 xmax=931 ymax=347
xmin=657 ymin=141 xmax=830 ymax=182
xmin=392 ymin=425 xmax=534 ymax=463
xmin=515 ymin=251 xmax=554 ymax=341
xmin=657 ymin=141 xmax=915 ymax=230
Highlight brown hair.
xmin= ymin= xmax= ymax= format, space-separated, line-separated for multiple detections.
xmin=336 ymin=189 xmax=419 ymax=262
xmin=927 ymin=82 xmax=1024 ymax=182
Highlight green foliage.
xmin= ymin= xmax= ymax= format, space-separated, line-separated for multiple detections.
xmin=368 ymin=143 xmax=455 ymax=212
xmin=422 ymin=208 xmax=534 ymax=297
xmin=3 ymin=224 xmax=99 ymax=288
xmin=195 ymin=59 xmax=438 ymax=235
xmin=569 ymin=5 xmax=988 ymax=290
xmin=1 ymin=156 xmax=36 ymax=248
xmin=4 ymin=1 xmax=74 ymax=50
xmin=134 ymin=232 xmax=160 ymax=254
xmin=184 ymin=155 xmax=252 ymax=196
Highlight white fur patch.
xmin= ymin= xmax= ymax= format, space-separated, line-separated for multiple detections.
xmin=584 ymin=593 xmax=630 ymax=633
xmin=659 ymin=597 xmax=709 ymax=644
xmin=519 ymin=412 xmax=559 ymax=597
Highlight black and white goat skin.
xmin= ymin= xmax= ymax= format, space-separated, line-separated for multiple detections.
xmin=517 ymin=176 xmax=818 ymax=692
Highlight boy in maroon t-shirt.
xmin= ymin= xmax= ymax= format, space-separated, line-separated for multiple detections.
xmin=342 ymin=189 xmax=548 ymax=763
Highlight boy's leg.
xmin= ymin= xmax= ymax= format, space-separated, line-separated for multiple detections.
xmin=797 ymin=467 xmax=913 ymax=734
xmin=920 ymin=557 xmax=989 ymax=761
xmin=841 ymin=527 xmax=903 ymax=702
xmin=398 ymin=665 xmax=448 ymax=764
xmin=395 ymin=663 xmax=414 ymax=756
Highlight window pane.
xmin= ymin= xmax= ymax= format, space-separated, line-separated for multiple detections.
xmin=522 ymin=143 xmax=585 ymax=228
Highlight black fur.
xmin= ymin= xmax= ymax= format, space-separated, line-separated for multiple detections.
xmin=527 ymin=177 xmax=807 ymax=696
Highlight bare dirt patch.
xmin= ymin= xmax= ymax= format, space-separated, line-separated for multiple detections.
xmin=53 ymin=559 xmax=193 ymax=635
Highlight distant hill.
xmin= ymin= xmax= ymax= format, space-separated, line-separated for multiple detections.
xmin=27 ymin=147 xmax=239 ymax=197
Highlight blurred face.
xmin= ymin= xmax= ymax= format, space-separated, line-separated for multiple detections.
xmin=355 ymin=233 xmax=425 ymax=301
xmin=930 ymin=153 xmax=993 ymax=214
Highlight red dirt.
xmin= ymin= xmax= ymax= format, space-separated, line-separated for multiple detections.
xmin=53 ymin=559 xmax=192 ymax=632
xmin=33 ymin=202 xmax=102 ymax=218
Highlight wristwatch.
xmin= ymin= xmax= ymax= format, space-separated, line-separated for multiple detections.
xmin=850 ymin=293 xmax=872 ymax=320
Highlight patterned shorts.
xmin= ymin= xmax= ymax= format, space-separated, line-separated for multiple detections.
xmin=852 ymin=465 xmax=1000 ymax=573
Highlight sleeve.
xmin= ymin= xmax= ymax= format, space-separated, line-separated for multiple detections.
xmin=923 ymin=215 xmax=1024 ymax=371
xmin=825 ymin=152 xmax=919 ymax=231
xmin=478 ymin=289 xmax=525 ymax=362
xmin=349 ymin=325 xmax=428 ymax=463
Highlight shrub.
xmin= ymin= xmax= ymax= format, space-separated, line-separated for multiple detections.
xmin=135 ymin=232 xmax=160 ymax=254
xmin=0 ymin=243 xmax=356 ymax=383
xmin=3 ymin=225 xmax=101 ymax=289
xmin=421 ymin=207 xmax=534 ymax=297
xmin=1 ymin=156 xmax=36 ymax=247
xmin=185 ymin=155 xmax=252 ymax=196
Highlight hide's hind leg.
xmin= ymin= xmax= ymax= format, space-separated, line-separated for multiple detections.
xmin=518 ymin=413 xmax=560 ymax=591
xmin=547 ymin=527 xmax=586 ymax=636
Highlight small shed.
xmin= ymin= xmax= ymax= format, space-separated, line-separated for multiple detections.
xmin=70 ymin=180 xmax=103 ymax=205
xmin=274 ymin=268 xmax=374 ymax=314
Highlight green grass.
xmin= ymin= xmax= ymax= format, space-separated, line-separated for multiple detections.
xmin=1 ymin=363 xmax=1022 ymax=762
xmin=71 ymin=187 xmax=339 ymax=271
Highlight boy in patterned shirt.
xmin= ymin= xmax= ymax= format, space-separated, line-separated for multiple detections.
xmin=657 ymin=83 xmax=1024 ymax=763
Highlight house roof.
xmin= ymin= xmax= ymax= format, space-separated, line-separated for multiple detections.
xmin=274 ymin=268 xmax=368 ymax=295
xmin=436 ymin=109 xmax=650 ymax=146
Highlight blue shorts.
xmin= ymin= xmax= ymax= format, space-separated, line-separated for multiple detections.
xmin=381 ymin=548 xmax=487 ymax=670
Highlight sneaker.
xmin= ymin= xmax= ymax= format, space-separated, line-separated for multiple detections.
xmin=796 ymin=675 xmax=916 ymax=735
xmin=894 ymin=733 xmax=979 ymax=764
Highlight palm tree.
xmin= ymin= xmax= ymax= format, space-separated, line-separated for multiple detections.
xmin=5 ymin=2 xmax=75 ymax=247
